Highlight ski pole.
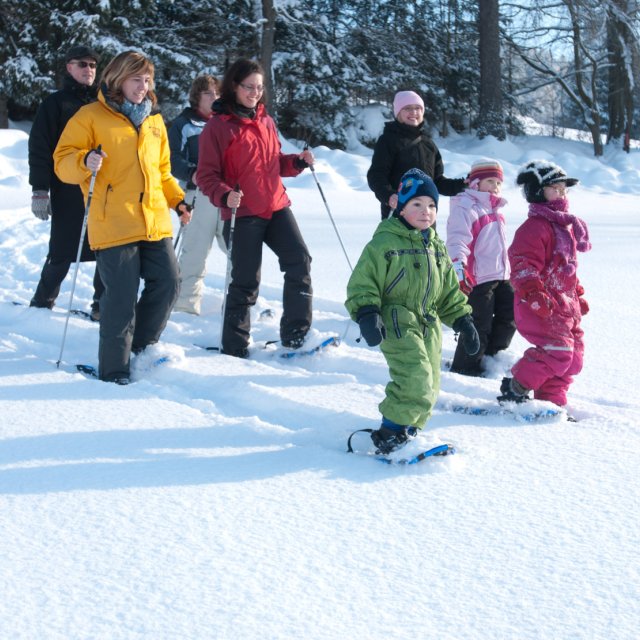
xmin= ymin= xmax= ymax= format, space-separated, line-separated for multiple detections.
xmin=305 ymin=143 xmax=353 ymax=272
xmin=173 ymin=223 xmax=184 ymax=251
xmin=56 ymin=144 xmax=101 ymax=368
xmin=218 ymin=184 xmax=241 ymax=352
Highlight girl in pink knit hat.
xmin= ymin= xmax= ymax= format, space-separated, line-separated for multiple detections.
xmin=367 ymin=90 xmax=466 ymax=220
xmin=446 ymin=158 xmax=516 ymax=377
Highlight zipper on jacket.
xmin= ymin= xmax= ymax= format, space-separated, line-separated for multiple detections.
xmin=421 ymin=240 xmax=434 ymax=317
xmin=391 ymin=308 xmax=402 ymax=338
xmin=385 ymin=268 xmax=406 ymax=294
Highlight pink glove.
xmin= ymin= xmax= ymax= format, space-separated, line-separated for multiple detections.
xmin=576 ymin=283 xmax=589 ymax=315
xmin=525 ymin=290 xmax=554 ymax=318
xmin=579 ymin=297 xmax=589 ymax=315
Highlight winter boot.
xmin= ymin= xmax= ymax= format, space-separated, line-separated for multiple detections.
xmin=497 ymin=376 xmax=530 ymax=404
xmin=225 ymin=347 xmax=249 ymax=359
xmin=281 ymin=330 xmax=306 ymax=350
xmin=370 ymin=418 xmax=417 ymax=455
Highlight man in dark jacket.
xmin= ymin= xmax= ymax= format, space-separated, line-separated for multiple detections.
xmin=29 ymin=44 xmax=104 ymax=319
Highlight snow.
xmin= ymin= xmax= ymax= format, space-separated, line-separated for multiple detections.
xmin=1 ymin=125 xmax=639 ymax=640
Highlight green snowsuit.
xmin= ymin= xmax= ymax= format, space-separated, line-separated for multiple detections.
xmin=346 ymin=218 xmax=471 ymax=428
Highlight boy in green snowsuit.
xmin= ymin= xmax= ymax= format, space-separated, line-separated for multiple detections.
xmin=346 ymin=168 xmax=480 ymax=454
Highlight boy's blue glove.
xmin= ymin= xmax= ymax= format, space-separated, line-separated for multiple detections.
xmin=357 ymin=305 xmax=386 ymax=347
xmin=453 ymin=314 xmax=480 ymax=356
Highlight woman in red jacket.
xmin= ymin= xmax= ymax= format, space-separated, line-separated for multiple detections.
xmin=197 ymin=59 xmax=314 ymax=358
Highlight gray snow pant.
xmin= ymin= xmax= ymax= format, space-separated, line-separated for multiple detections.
xmin=174 ymin=188 xmax=226 ymax=315
xmin=95 ymin=238 xmax=180 ymax=381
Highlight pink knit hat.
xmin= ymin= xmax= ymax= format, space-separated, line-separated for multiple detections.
xmin=469 ymin=159 xmax=504 ymax=183
xmin=393 ymin=91 xmax=424 ymax=118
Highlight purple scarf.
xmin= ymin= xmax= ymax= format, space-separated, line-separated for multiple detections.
xmin=528 ymin=199 xmax=592 ymax=254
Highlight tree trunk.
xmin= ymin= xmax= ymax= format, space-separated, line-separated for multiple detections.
xmin=587 ymin=121 xmax=604 ymax=156
xmin=606 ymin=0 xmax=634 ymax=153
xmin=261 ymin=0 xmax=276 ymax=115
xmin=477 ymin=0 xmax=505 ymax=139
xmin=0 ymin=94 xmax=8 ymax=129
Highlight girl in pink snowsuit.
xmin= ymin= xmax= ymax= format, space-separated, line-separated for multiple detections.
xmin=499 ymin=160 xmax=591 ymax=407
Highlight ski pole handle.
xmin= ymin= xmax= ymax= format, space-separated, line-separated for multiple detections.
xmin=87 ymin=144 xmax=103 ymax=176
xmin=226 ymin=184 xmax=242 ymax=210
xmin=303 ymin=142 xmax=315 ymax=172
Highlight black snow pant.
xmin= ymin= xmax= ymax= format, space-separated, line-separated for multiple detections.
xmin=95 ymin=238 xmax=180 ymax=382
xmin=451 ymin=279 xmax=516 ymax=376
xmin=31 ymin=257 xmax=104 ymax=311
xmin=222 ymin=207 xmax=312 ymax=355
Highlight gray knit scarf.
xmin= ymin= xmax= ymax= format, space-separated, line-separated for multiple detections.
xmin=119 ymin=98 xmax=152 ymax=128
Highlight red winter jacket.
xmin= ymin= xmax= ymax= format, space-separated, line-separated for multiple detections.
xmin=196 ymin=102 xmax=302 ymax=221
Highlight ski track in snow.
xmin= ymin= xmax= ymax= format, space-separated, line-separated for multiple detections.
xmin=0 ymin=127 xmax=639 ymax=639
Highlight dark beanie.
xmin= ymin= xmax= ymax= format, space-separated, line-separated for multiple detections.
xmin=395 ymin=168 xmax=439 ymax=216
xmin=516 ymin=159 xmax=578 ymax=203
xmin=65 ymin=45 xmax=100 ymax=63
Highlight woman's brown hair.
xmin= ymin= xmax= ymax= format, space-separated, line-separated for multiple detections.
xmin=101 ymin=51 xmax=157 ymax=106
xmin=219 ymin=59 xmax=266 ymax=106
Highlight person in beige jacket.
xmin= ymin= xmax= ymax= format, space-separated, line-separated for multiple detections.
xmin=54 ymin=50 xmax=192 ymax=384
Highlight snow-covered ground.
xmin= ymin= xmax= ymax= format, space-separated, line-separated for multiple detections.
xmin=1 ymin=124 xmax=639 ymax=640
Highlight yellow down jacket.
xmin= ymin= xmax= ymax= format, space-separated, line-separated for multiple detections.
xmin=54 ymin=91 xmax=184 ymax=250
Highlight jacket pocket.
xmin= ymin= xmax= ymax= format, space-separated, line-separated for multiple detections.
xmin=391 ymin=308 xmax=402 ymax=339
xmin=385 ymin=268 xmax=406 ymax=295
xmin=94 ymin=184 xmax=112 ymax=221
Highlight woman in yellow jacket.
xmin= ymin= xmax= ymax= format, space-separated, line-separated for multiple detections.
xmin=54 ymin=51 xmax=192 ymax=384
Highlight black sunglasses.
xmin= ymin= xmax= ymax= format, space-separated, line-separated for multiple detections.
xmin=71 ymin=60 xmax=97 ymax=69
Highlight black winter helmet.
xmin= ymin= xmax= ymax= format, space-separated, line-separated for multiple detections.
xmin=516 ymin=159 xmax=578 ymax=203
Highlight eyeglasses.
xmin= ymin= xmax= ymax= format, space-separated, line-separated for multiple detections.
xmin=71 ymin=60 xmax=97 ymax=69
xmin=239 ymin=83 xmax=264 ymax=93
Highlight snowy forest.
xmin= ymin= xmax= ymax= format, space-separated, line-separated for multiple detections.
xmin=1 ymin=0 xmax=639 ymax=154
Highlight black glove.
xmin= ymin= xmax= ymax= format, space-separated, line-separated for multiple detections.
xmin=175 ymin=199 xmax=194 ymax=217
xmin=453 ymin=314 xmax=480 ymax=356
xmin=357 ymin=305 xmax=386 ymax=347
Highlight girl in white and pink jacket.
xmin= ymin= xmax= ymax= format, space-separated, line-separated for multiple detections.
xmin=446 ymin=159 xmax=515 ymax=376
